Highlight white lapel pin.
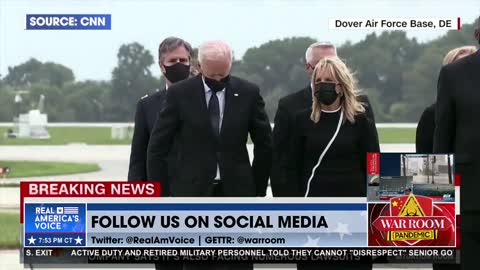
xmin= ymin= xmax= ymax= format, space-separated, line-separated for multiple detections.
xmin=234 ymin=93 xmax=239 ymax=96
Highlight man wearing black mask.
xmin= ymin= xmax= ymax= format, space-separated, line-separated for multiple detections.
xmin=128 ymin=37 xmax=193 ymax=270
xmin=147 ymin=40 xmax=272 ymax=270
xmin=433 ymin=16 xmax=480 ymax=270
xmin=128 ymin=36 xmax=193 ymax=187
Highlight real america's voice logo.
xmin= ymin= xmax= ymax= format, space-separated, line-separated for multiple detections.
xmin=26 ymin=14 xmax=111 ymax=30
xmin=368 ymin=194 xmax=456 ymax=247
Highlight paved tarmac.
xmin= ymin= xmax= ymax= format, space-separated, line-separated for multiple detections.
xmin=0 ymin=144 xmax=415 ymax=208
xmin=0 ymin=143 xmax=414 ymax=183
xmin=1 ymin=143 xmax=428 ymax=270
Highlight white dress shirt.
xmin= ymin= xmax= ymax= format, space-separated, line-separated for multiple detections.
xmin=202 ymin=76 xmax=226 ymax=180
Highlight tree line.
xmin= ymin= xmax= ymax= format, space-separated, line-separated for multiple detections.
xmin=0 ymin=23 xmax=477 ymax=123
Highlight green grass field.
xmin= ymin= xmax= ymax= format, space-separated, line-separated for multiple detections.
xmin=377 ymin=128 xmax=416 ymax=144
xmin=0 ymin=126 xmax=131 ymax=145
xmin=0 ymin=126 xmax=415 ymax=145
xmin=0 ymin=212 xmax=20 ymax=249
xmin=0 ymin=160 xmax=100 ymax=178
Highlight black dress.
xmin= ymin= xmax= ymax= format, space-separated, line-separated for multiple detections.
xmin=416 ymin=103 xmax=435 ymax=153
xmin=287 ymin=108 xmax=380 ymax=197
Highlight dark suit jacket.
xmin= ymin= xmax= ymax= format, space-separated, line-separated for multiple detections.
xmin=147 ymin=75 xmax=272 ymax=197
xmin=271 ymin=85 xmax=375 ymax=196
xmin=433 ymin=51 xmax=480 ymax=211
xmin=128 ymin=89 xmax=166 ymax=182
xmin=416 ymin=103 xmax=435 ymax=153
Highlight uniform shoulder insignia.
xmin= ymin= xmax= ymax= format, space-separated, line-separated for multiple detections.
xmin=140 ymin=94 xmax=149 ymax=100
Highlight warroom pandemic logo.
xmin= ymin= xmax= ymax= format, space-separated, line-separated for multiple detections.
xmin=369 ymin=194 xmax=456 ymax=246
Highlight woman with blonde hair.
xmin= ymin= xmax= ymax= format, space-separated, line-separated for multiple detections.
xmin=286 ymin=56 xmax=379 ymax=199
xmin=416 ymin=45 xmax=477 ymax=153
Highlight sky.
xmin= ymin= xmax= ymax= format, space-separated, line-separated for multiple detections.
xmin=1 ymin=0 xmax=479 ymax=81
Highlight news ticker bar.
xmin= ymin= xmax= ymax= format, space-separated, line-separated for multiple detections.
xmin=24 ymin=202 xmax=368 ymax=248
xmin=22 ymin=247 xmax=459 ymax=264
xmin=23 ymin=200 xmax=457 ymax=249
xmin=21 ymin=182 xmax=458 ymax=251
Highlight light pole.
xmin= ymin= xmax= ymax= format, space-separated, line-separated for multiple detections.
xmin=447 ymin=154 xmax=453 ymax=184
xmin=431 ymin=155 xmax=436 ymax=184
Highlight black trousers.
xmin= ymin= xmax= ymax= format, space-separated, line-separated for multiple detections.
xmin=156 ymin=182 xmax=230 ymax=270
xmin=183 ymin=181 xmax=254 ymax=270
xmin=433 ymin=211 xmax=480 ymax=270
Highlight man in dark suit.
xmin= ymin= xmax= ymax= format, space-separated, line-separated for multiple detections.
xmin=147 ymin=40 xmax=272 ymax=198
xmin=147 ymin=41 xmax=271 ymax=269
xmin=433 ymin=17 xmax=480 ymax=270
xmin=128 ymin=37 xmax=193 ymax=270
xmin=271 ymin=42 xmax=375 ymax=197
xmin=128 ymin=37 xmax=193 ymax=190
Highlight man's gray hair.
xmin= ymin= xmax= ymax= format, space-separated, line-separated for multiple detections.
xmin=305 ymin=41 xmax=337 ymax=63
xmin=475 ymin=16 xmax=480 ymax=29
xmin=198 ymin=40 xmax=233 ymax=66
xmin=158 ymin=37 xmax=194 ymax=62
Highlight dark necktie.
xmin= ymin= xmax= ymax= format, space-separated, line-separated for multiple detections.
xmin=208 ymin=89 xmax=220 ymax=136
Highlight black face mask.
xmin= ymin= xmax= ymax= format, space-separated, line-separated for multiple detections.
xmin=314 ymin=82 xmax=339 ymax=105
xmin=163 ymin=63 xmax=190 ymax=83
xmin=204 ymin=75 xmax=230 ymax=92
